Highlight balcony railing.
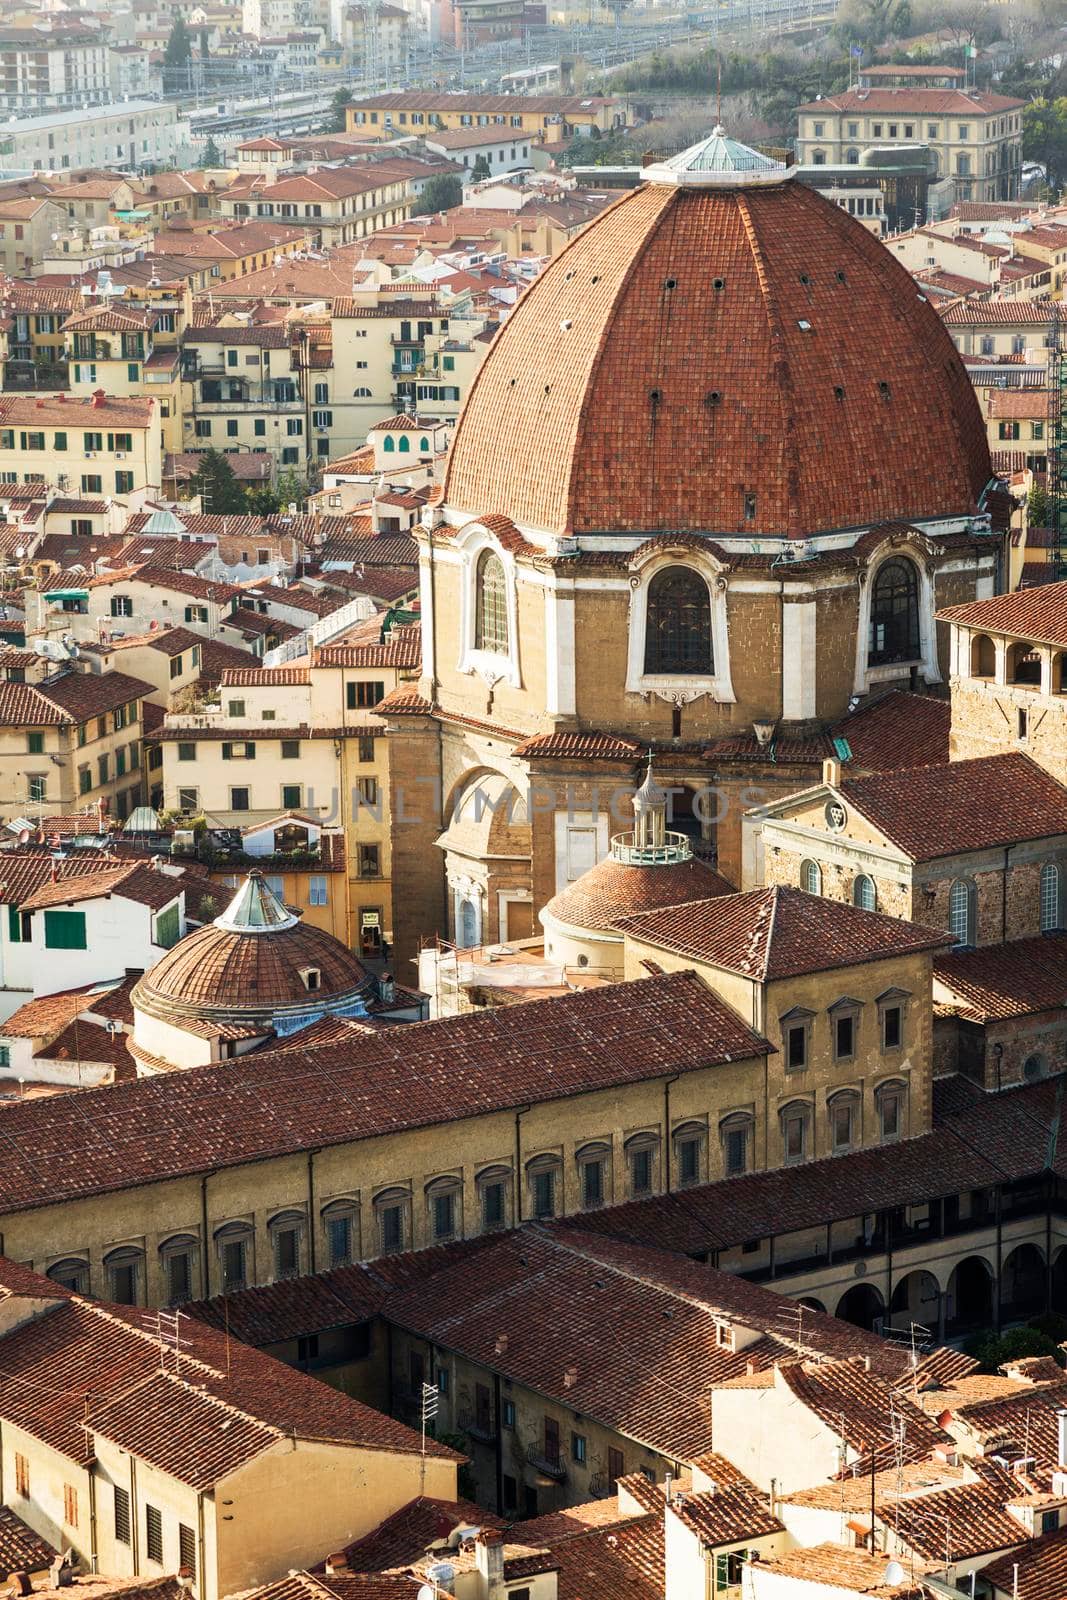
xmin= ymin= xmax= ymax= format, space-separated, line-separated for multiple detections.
xmin=610 ymin=830 xmax=692 ymax=866
xmin=458 ymin=1410 xmax=497 ymax=1444
xmin=527 ymin=1443 xmax=567 ymax=1481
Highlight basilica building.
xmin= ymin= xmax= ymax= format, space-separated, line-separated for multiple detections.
xmin=383 ymin=130 xmax=1002 ymax=963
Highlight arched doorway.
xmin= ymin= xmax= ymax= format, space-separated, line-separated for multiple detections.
xmin=836 ymin=1282 xmax=884 ymax=1332
xmin=1001 ymin=1244 xmax=1047 ymax=1323
xmin=798 ymin=1296 xmax=826 ymax=1315
xmin=945 ymin=1256 xmax=994 ymax=1338
xmin=889 ymin=1270 xmax=941 ymax=1338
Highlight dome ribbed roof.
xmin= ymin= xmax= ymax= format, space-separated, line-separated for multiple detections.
xmin=132 ymin=873 xmax=370 ymax=1021
xmin=443 ymin=174 xmax=990 ymax=540
xmin=541 ymin=853 xmax=733 ymax=936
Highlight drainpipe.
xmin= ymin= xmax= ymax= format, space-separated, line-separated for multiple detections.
xmin=88 ymin=1465 xmax=98 ymax=1574
xmin=196 ymin=1490 xmax=207 ymax=1600
xmin=200 ymin=1172 xmax=213 ymax=1299
xmin=307 ymin=1149 xmax=317 ymax=1274
xmin=130 ymin=1457 xmax=139 ymax=1573
xmin=514 ymin=1106 xmax=529 ymax=1225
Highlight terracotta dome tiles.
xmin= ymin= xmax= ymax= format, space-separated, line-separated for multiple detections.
xmin=443 ymin=179 xmax=990 ymax=539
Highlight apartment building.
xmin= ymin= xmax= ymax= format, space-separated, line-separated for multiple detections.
xmin=26 ymin=565 xmax=240 ymax=648
xmin=0 ymin=1259 xmax=458 ymax=1600
xmin=181 ymin=321 xmax=318 ymax=472
xmin=63 ymin=306 xmax=184 ymax=455
xmin=150 ymin=220 xmax=314 ymax=281
xmin=220 ymin=165 xmax=412 ymax=248
xmin=0 ymin=393 xmax=162 ymax=503
xmin=0 ymin=664 xmax=151 ymax=820
xmin=795 ymin=87 xmax=1025 ymax=204
xmin=331 ymin=292 xmax=490 ymax=440
xmin=0 ymin=195 xmax=66 ymax=277
xmin=155 ymin=617 xmax=420 ymax=954
xmin=345 ymin=90 xmax=631 ymax=142
xmin=0 ymin=101 xmax=182 ymax=175
xmin=0 ymin=25 xmax=110 ymax=112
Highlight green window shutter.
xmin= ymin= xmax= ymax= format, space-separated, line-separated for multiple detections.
xmin=185 ymin=606 xmax=193 ymax=622
xmin=7 ymin=904 xmax=20 ymax=943
xmin=222 ymin=743 xmax=231 ymax=760
xmin=44 ymin=910 xmax=87 ymax=950
xmin=155 ymin=903 xmax=180 ymax=949
xmin=54 ymin=431 xmax=66 ymax=451
xmin=715 ymin=1555 xmax=729 ymax=1591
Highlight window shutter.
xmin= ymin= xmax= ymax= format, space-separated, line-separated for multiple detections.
xmin=7 ymin=904 xmax=20 ymax=943
xmin=222 ymin=743 xmax=232 ymax=760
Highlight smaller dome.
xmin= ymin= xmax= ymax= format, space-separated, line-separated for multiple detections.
xmin=133 ymin=872 xmax=371 ymax=1025
xmin=641 ymin=126 xmax=788 ymax=188
xmin=542 ymin=853 xmax=733 ymax=938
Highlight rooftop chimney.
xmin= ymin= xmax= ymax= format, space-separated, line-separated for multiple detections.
xmin=823 ymin=756 xmax=841 ymax=786
xmin=324 ymin=1554 xmax=348 ymax=1576
xmin=1057 ymin=1408 xmax=1067 ymax=1470
xmin=474 ymin=1529 xmax=505 ymax=1597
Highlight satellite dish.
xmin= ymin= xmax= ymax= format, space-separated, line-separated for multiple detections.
xmin=31 ymin=639 xmax=51 ymax=657
xmin=882 ymin=1562 xmax=906 ymax=1586
xmin=16 ymin=828 xmax=30 ymax=844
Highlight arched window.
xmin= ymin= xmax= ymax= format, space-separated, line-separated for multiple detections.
xmin=801 ymin=859 xmax=822 ymax=896
xmin=373 ymin=1187 xmax=410 ymax=1255
xmin=419 ymin=436 xmax=429 ymax=452
xmin=1041 ymin=863 xmax=1061 ymax=933
xmin=970 ymin=634 xmax=996 ymax=679
xmin=398 ymin=436 xmax=410 ymax=453
xmin=47 ymin=1257 xmax=89 ymax=1294
xmin=853 ymin=874 xmax=876 ymax=912
xmin=475 ymin=549 xmax=508 ymax=654
xmin=159 ymin=1234 xmax=198 ymax=1306
xmin=321 ymin=1199 xmax=359 ymax=1267
xmin=1007 ymin=641 xmax=1042 ymax=686
xmin=268 ymin=1209 xmax=305 ymax=1281
xmin=383 ymin=435 xmax=395 ymax=453
xmin=868 ymin=558 xmax=920 ymax=666
xmin=845 ymin=147 xmax=859 ymax=164
xmin=457 ymin=896 xmax=479 ymax=949
xmin=425 ymin=1174 xmax=462 ymax=1241
xmin=354 ymin=386 xmax=372 ymax=397
xmin=1025 ymin=1053 xmax=1046 ymax=1082
xmin=875 ymin=1080 xmax=907 ymax=1144
xmin=719 ymin=1111 xmax=754 ymax=1176
xmin=104 ymin=1245 xmax=144 ymax=1306
xmin=214 ymin=1220 xmax=253 ymax=1293
xmin=949 ymin=879 xmax=974 ymax=946
xmin=644 ymin=566 xmax=712 ymax=675
xmin=780 ymin=1101 xmax=811 ymax=1166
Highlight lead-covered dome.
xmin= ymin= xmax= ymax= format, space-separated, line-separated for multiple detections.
xmin=443 ymin=140 xmax=990 ymax=540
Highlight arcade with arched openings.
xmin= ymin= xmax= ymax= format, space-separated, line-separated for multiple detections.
xmin=836 ymin=1280 xmax=884 ymax=1332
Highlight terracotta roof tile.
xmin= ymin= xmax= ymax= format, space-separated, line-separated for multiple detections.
xmin=938 ymin=579 xmax=1067 ymax=646
xmin=618 ymin=885 xmax=951 ymax=979
xmin=443 ymin=179 xmax=989 ymax=538
xmin=513 ymin=729 xmax=644 ymax=762
xmin=0 ymin=1260 xmax=458 ymax=1485
xmin=983 ymin=1524 xmax=1067 ymax=1599
xmin=314 ymin=625 xmax=420 ymax=669
xmin=0 ymin=1504 xmax=56 ymax=1576
xmin=0 ymin=971 xmax=770 ymax=1214
xmin=830 ymin=690 xmax=951 ymax=771
xmin=934 ymin=933 xmax=1067 ymax=1021
xmin=20 ymin=861 xmax=183 ymax=914
xmin=0 ymin=852 xmax=120 ymax=906
xmin=758 ymin=1544 xmax=923 ymax=1597
xmin=837 ymin=754 xmax=1067 ymax=859
xmin=545 ymin=854 xmax=733 ymax=934
xmin=339 ymin=1496 xmax=506 ymax=1572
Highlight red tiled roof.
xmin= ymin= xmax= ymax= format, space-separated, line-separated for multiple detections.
xmin=938 ymin=579 xmax=1067 ymax=646
xmin=443 ymin=179 xmax=990 ymax=538
xmin=983 ymin=1523 xmax=1067 ymax=1600
xmin=797 ymin=87 xmax=1023 ymax=112
xmin=339 ymin=1496 xmax=506 ymax=1572
xmin=20 ymin=862 xmax=183 ymax=914
xmin=385 ymin=1225 xmax=908 ymax=1462
xmin=314 ymin=624 xmax=420 ymax=669
xmin=778 ymin=1360 xmax=946 ymax=1467
xmin=830 ymin=689 xmax=950 ymax=771
xmin=35 ymin=670 xmax=153 ymax=724
xmin=0 ymin=1504 xmax=56 ymax=1575
xmin=513 ymin=729 xmax=644 ymax=762
xmin=757 ymin=1545 xmax=923 ymax=1597
xmin=0 ymin=972 xmax=770 ymax=1215
xmin=0 ymin=1259 xmax=459 ymax=1485
xmin=220 ymin=666 xmax=311 ymax=686
xmin=837 ymin=754 xmax=1067 ymax=859
xmin=619 ymin=885 xmax=951 ymax=979
xmin=545 ymin=853 xmax=733 ymax=935
xmin=934 ymin=933 xmax=1067 ymax=1021
xmin=0 ymin=852 xmax=122 ymax=906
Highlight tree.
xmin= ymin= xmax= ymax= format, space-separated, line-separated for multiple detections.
xmin=418 ymin=173 xmax=463 ymax=214
xmin=471 ymin=155 xmax=492 ymax=181
xmin=1024 ymin=97 xmax=1067 ymax=191
xmin=200 ymin=136 xmax=222 ymax=170
xmin=326 ymin=87 xmax=353 ymax=134
xmin=963 ymin=1324 xmax=1063 ymax=1373
xmin=1029 ymin=483 xmax=1050 ymax=527
xmin=163 ymin=15 xmax=193 ymax=70
xmin=190 ymin=449 xmax=248 ymax=514
xmin=274 ymin=467 xmax=309 ymax=511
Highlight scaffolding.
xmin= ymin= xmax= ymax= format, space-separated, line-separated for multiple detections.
xmin=1049 ymin=305 xmax=1067 ymax=578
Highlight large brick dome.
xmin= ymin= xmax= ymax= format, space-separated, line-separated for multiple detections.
xmin=443 ymin=140 xmax=991 ymax=540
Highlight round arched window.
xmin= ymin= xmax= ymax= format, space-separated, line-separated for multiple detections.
xmin=644 ymin=567 xmax=712 ymax=675
xmin=868 ymin=557 xmax=920 ymax=667
xmin=475 ymin=550 xmax=508 ymax=654
xmin=801 ymin=859 xmax=822 ymax=896
xmin=853 ymin=875 xmax=876 ymax=912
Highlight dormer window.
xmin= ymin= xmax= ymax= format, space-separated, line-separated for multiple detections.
xmin=715 ymin=1321 xmax=733 ymax=1349
xmin=301 ymin=967 xmax=321 ymax=992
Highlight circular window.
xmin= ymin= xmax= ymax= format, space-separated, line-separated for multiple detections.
xmin=825 ymin=800 xmax=847 ymax=831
